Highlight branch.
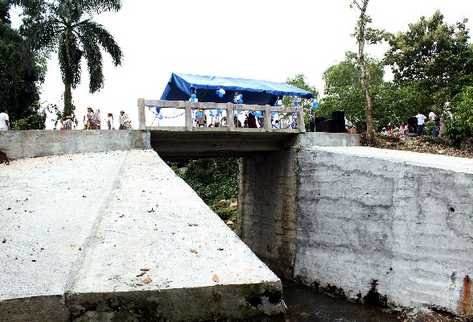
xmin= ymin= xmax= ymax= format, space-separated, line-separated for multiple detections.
xmin=351 ymin=0 xmax=362 ymax=11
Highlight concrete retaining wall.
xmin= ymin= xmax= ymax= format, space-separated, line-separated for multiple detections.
xmin=0 ymin=130 xmax=151 ymax=160
xmin=239 ymin=133 xmax=360 ymax=278
xmin=295 ymin=147 xmax=473 ymax=316
xmin=239 ymin=149 xmax=298 ymax=278
xmin=239 ymin=133 xmax=473 ymax=316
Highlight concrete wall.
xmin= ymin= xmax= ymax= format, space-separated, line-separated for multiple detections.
xmin=0 ymin=130 xmax=151 ymax=160
xmin=239 ymin=149 xmax=298 ymax=278
xmin=240 ymin=133 xmax=473 ymax=316
xmin=239 ymin=133 xmax=360 ymax=278
xmin=295 ymin=147 xmax=473 ymax=316
xmin=296 ymin=132 xmax=361 ymax=147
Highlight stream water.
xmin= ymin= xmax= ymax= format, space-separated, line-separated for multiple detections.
xmin=282 ymin=282 xmax=401 ymax=322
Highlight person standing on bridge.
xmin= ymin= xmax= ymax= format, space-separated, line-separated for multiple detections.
xmin=107 ymin=113 xmax=115 ymax=130
xmin=119 ymin=111 xmax=132 ymax=130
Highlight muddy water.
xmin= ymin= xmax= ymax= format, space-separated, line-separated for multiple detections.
xmin=283 ymin=282 xmax=400 ymax=322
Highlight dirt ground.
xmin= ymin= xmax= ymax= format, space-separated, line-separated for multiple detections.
xmin=372 ymin=136 xmax=473 ymax=159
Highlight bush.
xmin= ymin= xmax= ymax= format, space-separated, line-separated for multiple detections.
xmin=11 ymin=111 xmax=46 ymax=130
xmin=171 ymin=158 xmax=239 ymax=220
xmin=445 ymin=118 xmax=469 ymax=146
xmin=445 ymin=86 xmax=473 ymax=145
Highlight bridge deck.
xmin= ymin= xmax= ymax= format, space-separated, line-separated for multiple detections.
xmin=150 ymin=129 xmax=299 ymax=159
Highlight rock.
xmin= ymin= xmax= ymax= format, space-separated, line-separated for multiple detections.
xmin=216 ymin=199 xmax=229 ymax=208
xmin=226 ymin=221 xmax=234 ymax=226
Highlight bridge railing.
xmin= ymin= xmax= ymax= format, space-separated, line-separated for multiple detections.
xmin=138 ymin=99 xmax=305 ymax=133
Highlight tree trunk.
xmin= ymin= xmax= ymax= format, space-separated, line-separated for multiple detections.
xmin=357 ymin=0 xmax=376 ymax=145
xmin=64 ymin=81 xmax=72 ymax=118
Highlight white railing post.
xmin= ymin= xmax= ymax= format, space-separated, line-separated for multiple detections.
xmin=297 ymin=108 xmax=306 ymax=133
xmin=264 ymin=106 xmax=272 ymax=131
xmin=185 ymin=103 xmax=193 ymax=131
xmin=227 ymin=105 xmax=235 ymax=131
xmin=138 ymin=98 xmax=146 ymax=130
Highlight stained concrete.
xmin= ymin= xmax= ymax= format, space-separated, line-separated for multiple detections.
xmin=0 ymin=150 xmax=285 ymax=321
xmin=295 ymin=146 xmax=473 ymax=316
xmin=238 ymin=133 xmax=360 ymax=278
xmin=239 ymin=150 xmax=298 ymax=279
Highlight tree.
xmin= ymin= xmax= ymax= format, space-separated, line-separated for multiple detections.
xmin=286 ymin=74 xmax=319 ymax=100
xmin=320 ymin=52 xmax=421 ymax=131
xmin=0 ymin=0 xmax=43 ymax=124
xmin=351 ymin=0 xmax=385 ymax=144
xmin=320 ymin=52 xmax=383 ymax=130
xmin=15 ymin=0 xmax=123 ymax=118
xmin=281 ymin=74 xmax=319 ymax=130
xmin=385 ymin=11 xmax=473 ymax=111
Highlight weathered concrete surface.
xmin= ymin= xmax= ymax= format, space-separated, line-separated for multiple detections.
xmin=0 ymin=150 xmax=285 ymax=321
xmin=296 ymin=132 xmax=361 ymax=147
xmin=239 ymin=150 xmax=298 ymax=279
xmin=238 ymin=133 xmax=360 ymax=278
xmin=295 ymin=146 xmax=473 ymax=316
xmin=0 ymin=130 xmax=151 ymax=160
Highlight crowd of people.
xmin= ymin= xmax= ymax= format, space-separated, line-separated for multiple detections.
xmin=190 ymin=108 xmax=297 ymax=129
xmin=186 ymin=93 xmax=301 ymax=129
xmin=381 ymin=110 xmax=452 ymax=139
xmin=58 ymin=108 xmax=132 ymax=131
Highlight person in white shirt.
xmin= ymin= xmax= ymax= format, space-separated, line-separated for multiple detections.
xmin=0 ymin=111 xmax=10 ymax=131
xmin=415 ymin=113 xmax=427 ymax=135
xmin=107 ymin=113 xmax=114 ymax=130
xmin=428 ymin=111 xmax=437 ymax=122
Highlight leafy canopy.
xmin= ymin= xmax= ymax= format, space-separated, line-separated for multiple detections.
xmin=385 ymin=11 xmax=473 ymax=108
xmin=283 ymin=74 xmax=318 ymax=109
xmin=0 ymin=0 xmax=44 ymax=123
xmin=319 ymin=52 xmax=421 ymax=130
xmin=14 ymin=0 xmax=123 ymax=116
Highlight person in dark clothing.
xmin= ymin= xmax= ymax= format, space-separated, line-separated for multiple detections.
xmin=248 ymin=112 xmax=257 ymax=128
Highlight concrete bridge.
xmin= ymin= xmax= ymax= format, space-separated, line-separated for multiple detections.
xmin=139 ymin=99 xmax=305 ymax=158
xmin=1 ymin=128 xmax=473 ymax=320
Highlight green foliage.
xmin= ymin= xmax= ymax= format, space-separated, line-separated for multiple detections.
xmin=283 ymin=74 xmax=318 ymax=109
xmin=15 ymin=0 xmax=123 ymax=117
xmin=452 ymin=86 xmax=473 ymax=130
xmin=319 ymin=52 xmax=423 ymax=130
xmin=0 ymin=4 xmax=43 ymax=122
xmin=444 ymin=85 xmax=473 ymax=145
xmin=283 ymin=74 xmax=319 ymax=130
xmin=12 ymin=113 xmax=45 ymax=130
xmin=385 ymin=11 xmax=473 ymax=110
xmin=174 ymin=158 xmax=239 ymax=219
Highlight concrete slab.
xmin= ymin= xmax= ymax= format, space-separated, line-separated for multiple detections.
xmin=312 ymin=146 xmax=473 ymax=174
xmin=0 ymin=150 xmax=285 ymax=321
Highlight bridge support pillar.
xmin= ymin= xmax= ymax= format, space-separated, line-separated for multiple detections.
xmin=239 ymin=148 xmax=298 ymax=278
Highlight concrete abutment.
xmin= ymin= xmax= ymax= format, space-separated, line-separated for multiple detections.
xmin=239 ymin=133 xmax=473 ymax=317
xmin=2 ymin=130 xmax=473 ymax=318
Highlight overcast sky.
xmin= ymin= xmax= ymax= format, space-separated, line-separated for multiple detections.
xmin=14 ymin=0 xmax=473 ymax=128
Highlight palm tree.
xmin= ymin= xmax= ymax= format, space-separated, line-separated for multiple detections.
xmin=15 ymin=0 xmax=123 ymax=118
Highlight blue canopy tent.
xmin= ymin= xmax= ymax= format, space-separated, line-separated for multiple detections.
xmin=160 ymin=73 xmax=313 ymax=105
